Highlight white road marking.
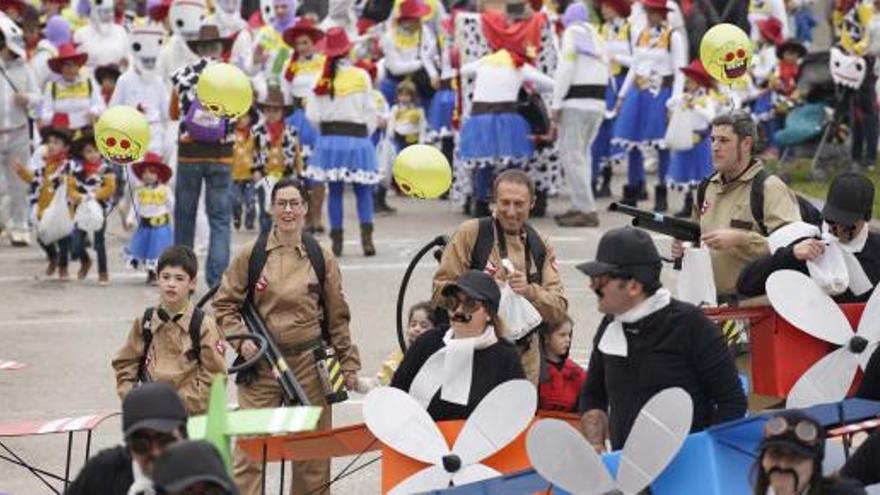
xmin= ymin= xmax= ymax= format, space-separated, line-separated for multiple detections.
xmin=0 ymin=316 xmax=132 ymax=328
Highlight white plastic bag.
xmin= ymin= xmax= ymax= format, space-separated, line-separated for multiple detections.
xmin=37 ymin=185 xmax=74 ymax=244
xmin=678 ymin=246 xmax=717 ymax=307
xmin=664 ymin=107 xmax=696 ymax=151
xmin=498 ymin=259 xmax=543 ymax=341
xmin=74 ymin=198 xmax=105 ymax=233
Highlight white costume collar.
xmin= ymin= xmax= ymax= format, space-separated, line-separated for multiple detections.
xmin=128 ymin=459 xmax=154 ymax=495
xmin=598 ymin=288 xmax=672 ymax=357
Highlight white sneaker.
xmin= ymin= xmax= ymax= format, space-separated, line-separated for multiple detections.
xmin=10 ymin=231 xmax=30 ymax=247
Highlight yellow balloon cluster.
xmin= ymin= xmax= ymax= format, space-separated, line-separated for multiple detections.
xmin=699 ymin=24 xmax=752 ymax=84
xmin=195 ymin=63 xmax=254 ymax=119
xmin=392 ymin=144 xmax=451 ymax=199
xmin=94 ymin=106 xmax=150 ymax=164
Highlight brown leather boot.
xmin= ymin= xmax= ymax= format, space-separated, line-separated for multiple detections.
xmin=330 ymin=229 xmax=343 ymax=257
xmin=360 ymin=223 xmax=376 ymax=257
xmin=78 ymin=255 xmax=92 ymax=280
xmin=308 ymin=184 xmax=326 ymax=234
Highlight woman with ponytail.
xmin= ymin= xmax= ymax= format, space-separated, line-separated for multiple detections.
xmin=305 ymin=27 xmax=380 ymax=257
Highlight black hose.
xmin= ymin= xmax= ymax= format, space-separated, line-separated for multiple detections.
xmin=396 ymin=235 xmax=448 ymax=353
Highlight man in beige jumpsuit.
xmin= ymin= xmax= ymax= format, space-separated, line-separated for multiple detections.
xmin=433 ymin=169 xmax=568 ymax=384
xmin=214 ymin=178 xmax=360 ymax=494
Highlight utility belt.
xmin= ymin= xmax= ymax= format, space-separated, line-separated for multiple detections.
xmin=140 ymin=214 xmax=170 ymax=228
xmin=320 ymin=121 xmax=368 ymax=138
xmin=564 ymin=84 xmax=607 ymax=100
xmin=471 ymin=101 xmax=518 ymax=115
xmin=635 ymin=75 xmax=674 ymax=90
xmin=279 ymin=336 xmax=349 ymax=404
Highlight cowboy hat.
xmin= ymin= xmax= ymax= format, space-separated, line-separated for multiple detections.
xmin=396 ymin=0 xmax=431 ymax=20
xmin=132 ymin=152 xmax=173 ymax=183
xmin=641 ymin=0 xmax=671 ymax=13
xmin=94 ymin=64 xmax=121 ymax=83
xmin=757 ymin=17 xmax=783 ymax=46
xmin=40 ymin=113 xmax=74 ymax=144
xmin=47 ymin=42 xmax=88 ymax=74
xmin=322 ymin=27 xmax=352 ymax=58
xmin=776 ymin=38 xmax=807 ymax=59
xmin=257 ymin=85 xmax=294 ymax=114
xmin=185 ymin=23 xmax=234 ymax=53
xmin=598 ymin=0 xmax=631 ymax=17
xmin=282 ymin=18 xmax=324 ymax=47
xmin=680 ymin=59 xmax=714 ymax=89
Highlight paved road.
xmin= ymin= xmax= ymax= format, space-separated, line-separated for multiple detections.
xmin=0 ymin=183 xmax=691 ymax=494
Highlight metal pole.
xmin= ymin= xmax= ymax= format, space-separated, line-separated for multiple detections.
xmin=85 ymin=431 xmax=92 ymax=460
xmin=0 ymin=441 xmax=63 ymax=493
xmin=63 ymin=431 xmax=74 ymax=489
xmin=279 ymin=460 xmax=285 ymax=495
xmin=261 ymin=442 xmax=268 ymax=495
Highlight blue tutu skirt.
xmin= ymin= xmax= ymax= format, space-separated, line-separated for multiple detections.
xmin=124 ymin=224 xmax=173 ymax=270
xmin=668 ymin=134 xmax=712 ymax=185
xmin=306 ymin=134 xmax=381 ymax=185
xmin=428 ymin=89 xmax=456 ymax=132
xmin=287 ymin=108 xmax=319 ymax=157
xmin=752 ymin=92 xmax=774 ymax=122
xmin=459 ymin=112 xmax=533 ymax=160
xmin=612 ymin=86 xmax=672 ymax=149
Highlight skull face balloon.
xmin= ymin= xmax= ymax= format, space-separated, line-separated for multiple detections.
xmin=830 ymin=46 xmax=867 ymax=89
xmin=169 ymin=0 xmax=206 ymax=37
xmin=129 ymin=23 xmax=165 ymax=72
xmin=699 ymin=23 xmax=753 ymax=84
xmin=195 ymin=62 xmax=254 ymax=119
xmin=95 ymin=106 xmax=150 ymax=163
xmin=392 ymin=144 xmax=452 ymax=199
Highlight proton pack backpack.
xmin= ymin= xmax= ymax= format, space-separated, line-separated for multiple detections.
xmin=137 ymin=307 xmax=206 ymax=383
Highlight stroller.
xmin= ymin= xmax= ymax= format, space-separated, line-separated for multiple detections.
xmin=774 ymin=51 xmax=852 ymax=180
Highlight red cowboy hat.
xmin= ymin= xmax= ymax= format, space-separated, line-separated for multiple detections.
xmin=132 ymin=152 xmax=173 ymax=184
xmin=680 ymin=59 xmax=714 ymax=89
xmin=322 ymin=27 xmax=352 ymax=58
xmin=757 ymin=17 xmax=783 ymax=46
xmin=599 ymin=0 xmax=631 ymax=17
xmin=397 ymin=0 xmax=431 ymax=20
xmin=641 ymin=0 xmax=671 ymax=13
xmin=39 ymin=113 xmax=73 ymax=144
xmin=283 ymin=18 xmax=325 ymax=47
xmin=48 ymin=43 xmax=88 ymax=74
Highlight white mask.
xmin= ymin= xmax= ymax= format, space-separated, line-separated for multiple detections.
xmin=169 ymin=0 xmax=207 ymax=37
xmin=130 ymin=24 xmax=165 ymax=73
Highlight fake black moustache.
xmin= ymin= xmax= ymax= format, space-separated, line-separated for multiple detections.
xmin=450 ymin=312 xmax=473 ymax=323
xmin=766 ymin=466 xmax=800 ymax=490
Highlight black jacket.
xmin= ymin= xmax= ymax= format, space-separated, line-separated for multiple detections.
xmin=856 ymin=347 xmax=880 ymax=401
xmin=841 ymin=429 xmax=880 ymax=488
xmin=737 ymin=231 xmax=880 ymax=303
xmin=391 ymin=328 xmax=526 ymax=421
xmin=578 ymin=299 xmax=747 ymax=450
xmin=64 ymin=445 xmax=135 ymax=495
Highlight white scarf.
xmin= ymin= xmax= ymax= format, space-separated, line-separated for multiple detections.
xmin=128 ymin=459 xmax=154 ymax=495
xmin=408 ymin=326 xmax=499 ymax=407
xmin=768 ymin=222 xmax=872 ymax=296
xmin=598 ymin=289 xmax=672 ymax=357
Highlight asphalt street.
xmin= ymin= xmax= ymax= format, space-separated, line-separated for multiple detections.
xmin=0 ymin=187 xmax=685 ymax=494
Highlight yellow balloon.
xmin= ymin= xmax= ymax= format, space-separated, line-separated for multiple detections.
xmin=699 ymin=23 xmax=752 ymax=84
xmin=393 ymin=144 xmax=451 ymax=199
xmin=195 ymin=62 xmax=254 ymax=119
xmin=94 ymin=105 xmax=150 ymax=164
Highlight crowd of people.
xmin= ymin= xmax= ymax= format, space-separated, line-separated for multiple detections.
xmin=0 ymin=0 xmax=879 ymax=493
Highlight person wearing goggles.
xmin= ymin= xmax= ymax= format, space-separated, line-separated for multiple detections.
xmin=391 ymin=270 xmax=526 ymax=420
xmin=753 ymin=410 xmax=865 ymax=495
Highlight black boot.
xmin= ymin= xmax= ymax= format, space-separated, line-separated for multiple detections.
xmin=330 ymin=229 xmax=343 ymax=257
xmin=636 ymin=184 xmax=648 ymax=201
xmin=473 ymin=199 xmax=491 ymax=218
xmin=374 ymin=186 xmax=396 ymax=216
xmin=531 ymin=190 xmax=548 ymax=218
xmin=595 ymin=167 xmax=612 ymax=198
xmin=675 ymin=190 xmax=694 ymax=218
xmin=653 ymin=184 xmax=668 ymax=213
xmin=620 ymin=185 xmax=638 ymax=207
xmin=360 ymin=223 xmax=376 ymax=257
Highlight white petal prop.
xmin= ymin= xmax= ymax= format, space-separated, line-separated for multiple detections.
xmin=526 ymin=419 xmax=615 ymax=495
xmin=389 ymin=465 xmax=451 ymax=495
xmin=786 ymin=349 xmax=860 ymax=409
xmin=856 ymin=285 xmax=880 ymax=345
xmin=454 ymin=380 xmax=537 ymax=465
xmin=617 ymin=388 xmax=693 ymax=495
xmin=363 ymin=387 xmax=449 ymax=465
xmin=451 ymin=463 xmax=502 ymax=487
xmin=598 ymin=321 xmax=628 ymax=357
xmin=766 ymin=270 xmax=854 ymax=345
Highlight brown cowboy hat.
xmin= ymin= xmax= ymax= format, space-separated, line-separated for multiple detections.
xmin=257 ymin=86 xmax=294 ymax=114
xmin=282 ymin=18 xmax=324 ymax=47
xmin=48 ymin=43 xmax=88 ymax=74
xmin=776 ymin=38 xmax=807 ymax=59
xmin=132 ymin=152 xmax=173 ymax=184
xmin=185 ymin=23 xmax=234 ymax=53
xmin=39 ymin=113 xmax=73 ymax=144
xmin=94 ymin=64 xmax=121 ymax=83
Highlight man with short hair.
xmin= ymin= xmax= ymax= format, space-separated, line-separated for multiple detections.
xmin=672 ymin=111 xmax=801 ymax=302
xmin=578 ymin=227 xmax=746 ymax=452
xmin=65 ymin=382 xmax=189 ymax=495
xmin=433 ymin=169 xmax=568 ymax=384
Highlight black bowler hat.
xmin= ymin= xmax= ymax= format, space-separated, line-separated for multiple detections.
xmin=822 ymin=172 xmax=875 ymax=226
xmin=153 ymin=440 xmax=239 ymax=494
xmin=122 ymin=382 xmax=187 ymax=438
xmin=576 ymin=227 xmax=662 ymax=285
xmin=441 ymin=270 xmax=502 ymax=314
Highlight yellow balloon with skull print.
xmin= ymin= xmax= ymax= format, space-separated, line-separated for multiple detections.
xmin=392 ymin=144 xmax=451 ymax=199
xmin=94 ymin=106 xmax=150 ymax=164
xmin=195 ymin=62 xmax=254 ymax=119
xmin=699 ymin=23 xmax=752 ymax=84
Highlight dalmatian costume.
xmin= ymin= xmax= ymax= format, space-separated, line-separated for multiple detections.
xmin=109 ymin=22 xmax=170 ymax=158
xmin=155 ymin=0 xmax=205 ymax=83
xmin=73 ymin=0 xmax=129 ymax=68
xmin=451 ymin=11 xmax=563 ymax=206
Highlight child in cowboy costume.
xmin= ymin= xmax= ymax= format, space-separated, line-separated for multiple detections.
xmin=124 ymin=153 xmax=174 ymax=284
xmin=253 ymin=85 xmax=301 ymax=233
xmin=40 ymin=42 xmax=105 ymax=132
xmin=231 ymin=107 xmax=257 ymax=231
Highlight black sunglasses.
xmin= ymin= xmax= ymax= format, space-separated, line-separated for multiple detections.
xmin=128 ymin=431 xmax=177 ymax=455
